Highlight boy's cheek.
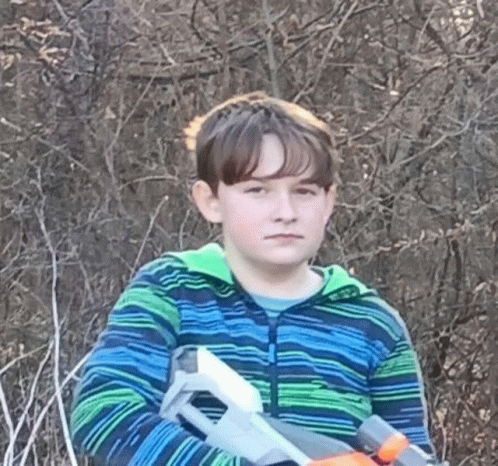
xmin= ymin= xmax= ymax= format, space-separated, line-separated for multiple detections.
xmin=231 ymin=220 xmax=259 ymax=240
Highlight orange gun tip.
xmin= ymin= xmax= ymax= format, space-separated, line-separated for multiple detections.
xmin=308 ymin=451 xmax=379 ymax=466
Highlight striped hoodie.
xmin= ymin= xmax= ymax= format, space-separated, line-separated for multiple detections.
xmin=70 ymin=243 xmax=433 ymax=465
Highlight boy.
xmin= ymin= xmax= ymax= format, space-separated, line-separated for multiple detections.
xmin=70 ymin=92 xmax=434 ymax=465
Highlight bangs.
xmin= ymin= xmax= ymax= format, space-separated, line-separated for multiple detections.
xmin=254 ymin=127 xmax=330 ymax=185
xmin=195 ymin=101 xmax=336 ymax=192
xmin=215 ymin=111 xmax=263 ymax=185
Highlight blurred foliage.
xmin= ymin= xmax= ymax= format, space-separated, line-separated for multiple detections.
xmin=0 ymin=0 xmax=497 ymax=464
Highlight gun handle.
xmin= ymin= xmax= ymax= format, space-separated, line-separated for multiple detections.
xmin=308 ymin=452 xmax=378 ymax=466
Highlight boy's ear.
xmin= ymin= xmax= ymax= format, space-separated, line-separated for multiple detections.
xmin=192 ymin=180 xmax=222 ymax=223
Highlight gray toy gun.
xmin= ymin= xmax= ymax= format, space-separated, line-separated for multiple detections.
xmin=160 ymin=346 xmax=445 ymax=466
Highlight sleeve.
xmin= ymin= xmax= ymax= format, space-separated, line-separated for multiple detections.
xmin=366 ymin=299 xmax=435 ymax=454
xmin=70 ymin=261 xmax=255 ymax=466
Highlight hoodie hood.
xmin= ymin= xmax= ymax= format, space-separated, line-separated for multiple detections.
xmin=167 ymin=243 xmax=375 ymax=301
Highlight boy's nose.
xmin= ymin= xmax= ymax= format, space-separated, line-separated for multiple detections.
xmin=272 ymin=192 xmax=297 ymax=223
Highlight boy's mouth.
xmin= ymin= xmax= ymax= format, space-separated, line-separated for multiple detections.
xmin=266 ymin=234 xmax=304 ymax=239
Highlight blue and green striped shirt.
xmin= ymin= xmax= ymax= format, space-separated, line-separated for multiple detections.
xmin=70 ymin=243 xmax=433 ymax=465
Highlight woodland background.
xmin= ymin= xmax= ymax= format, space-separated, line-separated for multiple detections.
xmin=0 ymin=0 xmax=497 ymax=464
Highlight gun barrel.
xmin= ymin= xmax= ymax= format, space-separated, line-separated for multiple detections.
xmin=357 ymin=415 xmax=437 ymax=466
xmin=161 ymin=347 xmax=438 ymax=466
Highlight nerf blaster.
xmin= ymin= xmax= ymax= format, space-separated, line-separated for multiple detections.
xmin=160 ymin=346 xmax=443 ymax=466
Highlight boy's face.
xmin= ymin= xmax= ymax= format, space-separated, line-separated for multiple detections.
xmin=193 ymin=134 xmax=336 ymax=275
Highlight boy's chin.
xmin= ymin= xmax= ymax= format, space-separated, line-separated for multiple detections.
xmin=226 ymin=242 xmax=317 ymax=272
xmin=254 ymin=252 xmax=315 ymax=270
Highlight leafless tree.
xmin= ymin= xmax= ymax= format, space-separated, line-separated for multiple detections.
xmin=1 ymin=0 xmax=497 ymax=464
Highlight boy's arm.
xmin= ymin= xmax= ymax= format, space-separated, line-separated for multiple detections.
xmin=70 ymin=263 xmax=255 ymax=466
xmin=366 ymin=299 xmax=434 ymax=454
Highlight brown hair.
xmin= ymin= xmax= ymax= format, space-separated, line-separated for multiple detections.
xmin=184 ymin=92 xmax=339 ymax=194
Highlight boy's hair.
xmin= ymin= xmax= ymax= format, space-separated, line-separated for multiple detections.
xmin=184 ymin=92 xmax=339 ymax=194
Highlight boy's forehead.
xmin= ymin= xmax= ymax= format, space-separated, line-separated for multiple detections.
xmin=252 ymin=134 xmax=285 ymax=177
xmin=251 ymin=133 xmax=315 ymax=179
xmin=250 ymin=133 xmax=314 ymax=182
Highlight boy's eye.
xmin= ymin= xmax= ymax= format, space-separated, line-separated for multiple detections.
xmin=244 ymin=186 xmax=266 ymax=194
xmin=295 ymin=187 xmax=318 ymax=196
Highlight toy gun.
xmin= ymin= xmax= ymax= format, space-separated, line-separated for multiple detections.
xmin=160 ymin=346 xmax=444 ymax=466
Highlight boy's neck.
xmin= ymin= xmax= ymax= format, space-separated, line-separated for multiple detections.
xmin=226 ymin=254 xmax=323 ymax=299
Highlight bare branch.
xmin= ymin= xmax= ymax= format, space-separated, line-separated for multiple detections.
xmin=3 ymin=341 xmax=54 ymax=466
xmin=50 ymin=0 xmax=70 ymax=23
xmin=18 ymin=352 xmax=91 ymax=466
xmin=0 ymin=380 xmax=14 ymax=454
xmin=262 ymin=0 xmax=280 ymax=98
xmin=130 ymin=195 xmax=170 ymax=279
xmin=293 ymin=0 xmax=359 ymax=103
xmin=35 ymin=178 xmax=78 ymax=466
